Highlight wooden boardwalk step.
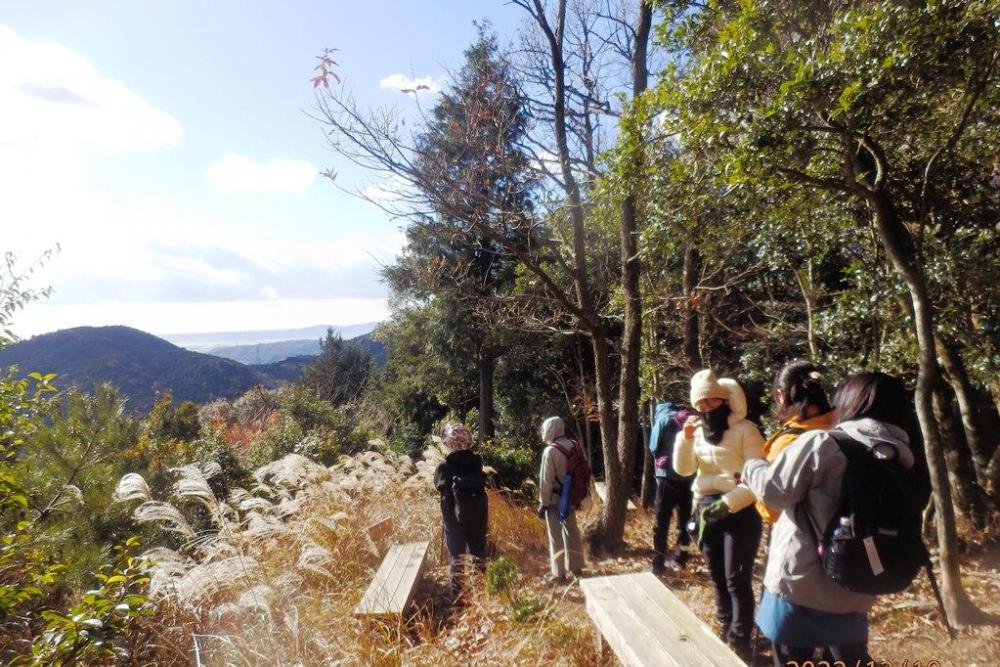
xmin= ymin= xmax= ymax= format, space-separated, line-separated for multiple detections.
xmin=593 ymin=481 xmax=638 ymax=510
xmin=354 ymin=541 xmax=429 ymax=616
xmin=580 ymin=572 xmax=745 ymax=667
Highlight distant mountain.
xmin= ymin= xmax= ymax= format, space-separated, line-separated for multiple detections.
xmin=209 ymin=339 xmax=322 ymax=365
xmin=248 ymin=355 xmax=317 ymax=384
xmin=0 ymin=326 xmax=304 ymax=412
xmin=162 ymin=323 xmax=377 ymax=352
xmin=209 ymin=331 xmax=386 ymax=366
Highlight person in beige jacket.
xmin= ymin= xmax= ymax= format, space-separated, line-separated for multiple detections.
xmin=537 ymin=416 xmax=584 ymax=582
xmin=673 ymin=369 xmax=764 ymax=658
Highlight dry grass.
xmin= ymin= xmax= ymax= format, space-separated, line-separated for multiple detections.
xmin=125 ymin=453 xmax=1000 ymax=666
xmin=127 ymin=447 xmax=604 ymax=666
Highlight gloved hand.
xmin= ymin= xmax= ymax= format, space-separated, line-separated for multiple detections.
xmin=703 ymin=499 xmax=731 ymax=521
xmin=537 ymin=504 xmax=547 ymax=518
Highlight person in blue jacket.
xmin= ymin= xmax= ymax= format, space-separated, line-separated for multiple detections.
xmin=648 ymin=401 xmax=696 ymax=575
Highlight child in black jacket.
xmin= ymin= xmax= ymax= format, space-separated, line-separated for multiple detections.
xmin=433 ymin=423 xmax=489 ymax=597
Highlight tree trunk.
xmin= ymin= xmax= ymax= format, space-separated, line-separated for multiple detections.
xmin=682 ymin=242 xmax=703 ymax=370
xmin=530 ymin=0 xmax=614 ymax=478
xmin=593 ymin=0 xmax=653 ymax=553
xmin=794 ymin=262 xmax=818 ymax=359
xmin=869 ymin=191 xmax=995 ymax=626
xmin=932 ymin=382 xmax=987 ymax=529
xmin=575 ymin=344 xmax=595 ymax=464
xmin=937 ymin=336 xmax=990 ymax=486
xmin=591 ymin=329 xmax=624 ymax=548
xmin=988 ymin=380 xmax=1000 ymax=420
xmin=983 ymin=381 xmax=1000 ymax=495
xmin=478 ymin=351 xmax=495 ymax=440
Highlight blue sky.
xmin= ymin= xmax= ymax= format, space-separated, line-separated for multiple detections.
xmin=1 ymin=1 xmax=521 ymax=336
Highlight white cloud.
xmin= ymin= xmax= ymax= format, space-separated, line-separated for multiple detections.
xmin=0 ymin=25 xmax=397 ymax=338
xmin=0 ymin=25 xmax=182 ymax=154
xmin=378 ymin=72 xmax=443 ymax=93
xmin=204 ymin=155 xmax=317 ymax=193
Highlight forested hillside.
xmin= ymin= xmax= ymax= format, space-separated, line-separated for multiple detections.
xmin=0 ymin=326 xmax=323 ymax=410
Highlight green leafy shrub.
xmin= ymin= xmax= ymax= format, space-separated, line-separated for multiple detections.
xmin=293 ymin=430 xmax=340 ymax=465
xmin=485 ymin=555 xmax=518 ymax=598
xmin=478 ymin=438 xmax=536 ymax=490
xmin=248 ymin=415 xmax=304 ymax=467
xmin=24 ymin=537 xmax=153 ymax=666
xmin=485 ymin=556 xmax=543 ymax=624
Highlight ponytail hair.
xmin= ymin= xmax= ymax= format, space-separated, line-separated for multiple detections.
xmin=773 ymin=359 xmax=832 ymax=422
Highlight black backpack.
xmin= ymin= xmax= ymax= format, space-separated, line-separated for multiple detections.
xmin=451 ymin=471 xmax=486 ymax=523
xmin=803 ymin=430 xmax=927 ymax=595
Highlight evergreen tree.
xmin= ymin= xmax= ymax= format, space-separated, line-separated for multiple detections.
xmin=300 ymin=329 xmax=372 ymax=407
xmin=384 ymin=27 xmax=538 ymax=439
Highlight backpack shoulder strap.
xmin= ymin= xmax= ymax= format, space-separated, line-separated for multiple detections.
xmin=796 ymin=502 xmax=825 ymax=546
xmin=551 ymin=441 xmax=573 ymax=459
xmin=796 ymin=429 xmax=852 ymax=544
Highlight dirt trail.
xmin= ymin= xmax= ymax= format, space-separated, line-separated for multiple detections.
xmin=427 ymin=502 xmax=1000 ymax=666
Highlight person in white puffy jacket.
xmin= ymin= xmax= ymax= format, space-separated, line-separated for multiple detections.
xmin=673 ymin=369 xmax=764 ymax=659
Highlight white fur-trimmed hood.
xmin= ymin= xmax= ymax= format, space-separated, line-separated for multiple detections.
xmin=717 ymin=377 xmax=748 ymax=426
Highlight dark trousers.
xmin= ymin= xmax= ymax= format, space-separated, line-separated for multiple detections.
xmin=652 ymin=476 xmax=693 ymax=570
xmin=772 ymin=642 xmax=870 ymax=667
xmin=443 ymin=509 xmax=487 ymax=594
xmin=698 ymin=501 xmax=763 ymax=646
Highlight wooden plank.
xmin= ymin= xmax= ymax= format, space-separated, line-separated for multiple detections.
xmin=354 ymin=541 xmax=429 ymax=616
xmin=611 ymin=576 xmax=711 ymax=667
xmin=356 ymin=543 xmax=405 ymax=614
xmin=580 ymin=573 xmax=744 ymax=667
xmin=356 ymin=542 xmax=425 ymax=615
xmin=366 ymin=516 xmax=393 ymax=544
xmin=582 ymin=576 xmax=673 ymax=667
xmin=619 ymin=573 xmax=744 ymax=666
xmin=593 ymin=481 xmax=638 ymax=510
xmin=383 ymin=542 xmax=427 ymax=612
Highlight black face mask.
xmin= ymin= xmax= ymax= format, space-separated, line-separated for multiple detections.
xmin=700 ymin=403 xmax=731 ymax=444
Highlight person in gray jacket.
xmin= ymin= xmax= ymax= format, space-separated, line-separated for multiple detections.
xmin=742 ymin=372 xmax=930 ymax=666
xmin=537 ymin=416 xmax=585 ymax=582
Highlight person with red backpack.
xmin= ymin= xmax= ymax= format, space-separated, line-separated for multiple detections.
xmin=742 ymin=372 xmax=932 ymax=665
xmin=537 ymin=416 xmax=587 ymax=583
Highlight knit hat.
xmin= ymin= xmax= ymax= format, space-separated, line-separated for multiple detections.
xmin=690 ymin=369 xmax=730 ymax=406
xmin=441 ymin=423 xmax=474 ymax=452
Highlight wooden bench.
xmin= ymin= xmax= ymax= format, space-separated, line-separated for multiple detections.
xmin=366 ymin=516 xmax=394 ymax=544
xmin=354 ymin=541 xmax=429 ymax=616
xmin=593 ymin=481 xmax=638 ymax=510
xmin=580 ymin=572 xmax=745 ymax=667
